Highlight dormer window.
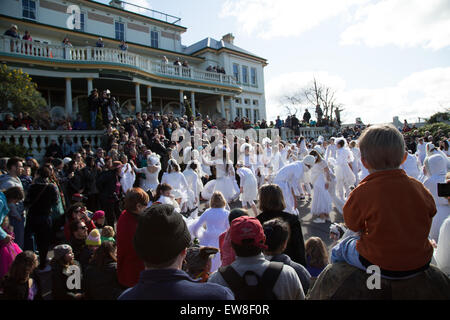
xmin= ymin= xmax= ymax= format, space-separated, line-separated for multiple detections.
xmin=22 ymin=0 xmax=36 ymax=20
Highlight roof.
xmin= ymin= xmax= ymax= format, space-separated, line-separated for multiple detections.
xmin=183 ymin=37 xmax=267 ymax=63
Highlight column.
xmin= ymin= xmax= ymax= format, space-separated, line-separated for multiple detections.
xmin=179 ymin=90 xmax=184 ymax=115
xmin=65 ymin=78 xmax=72 ymax=116
xmin=135 ymin=82 xmax=141 ymax=114
xmin=191 ymin=91 xmax=196 ymax=117
xmin=87 ymin=78 xmax=93 ymax=95
xmin=230 ymin=97 xmax=236 ymax=121
xmin=147 ymin=86 xmax=152 ymax=110
xmin=220 ymin=95 xmax=225 ymax=119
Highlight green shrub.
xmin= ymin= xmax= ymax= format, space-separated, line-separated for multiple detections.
xmin=0 ymin=142 xmax=30 ymax=158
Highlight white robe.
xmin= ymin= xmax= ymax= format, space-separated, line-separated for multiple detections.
xmin=273 ymin=161 xmax=306 ymax=215
xmin=135 ymin=165 xmax=160 ymax=192
xmin=237 ymin=167 xmax=258 ymax=204
xmin=191 ymin=207 xmax=230 ymax=273
xmin=423 ymin=154 xmax=449 ymax=242
xmin=161 ymin=171 xmax=189 ymax=204
xmin=120 ymin=163 xmax=135 ymax=193
xmin=401 ymin=153 xmax=421 ymax=180
xmin=213 ymin=162 xmax=240 ymax=202
xmin=335 ymin=147 xmax=356 ymax=201
xmin=310 ymin=160 xmax=332 ymax=216
xmin=432 ymin=216 xmax=450 ymax=277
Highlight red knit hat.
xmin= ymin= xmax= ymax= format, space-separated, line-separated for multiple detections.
xmin=229 ymin=216 xmax=267 ymax=250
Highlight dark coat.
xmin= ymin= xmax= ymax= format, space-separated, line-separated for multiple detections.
xmin=51 ymin=260 xmax=82 ymax=300
xmin=257 ymin=210 xmax=307 ymax=267
xmin=79 ymin=166 xmax=99 ymax=195
xmin=83 ymin=261 xmax=124 ymax=300
xmin=25 ymin=181 xmax=58 ymax=218
xmin=96 ymin=170 xmax=120 ymax=200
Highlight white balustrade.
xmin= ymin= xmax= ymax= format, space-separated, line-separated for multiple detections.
xmin=0 ymin=130 xmax=104 ymax=160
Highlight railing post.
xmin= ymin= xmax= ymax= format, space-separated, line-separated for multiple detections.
xmin=86 ymin=46 xmax=91 ymax=60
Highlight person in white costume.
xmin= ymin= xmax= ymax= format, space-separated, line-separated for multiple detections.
xmin=191 ymin=191 xmax=230 ymax=273
xmin=348 ymin=140 xmax=361 ymax=186
xmin=400 ymin=149 xmax=421 ymax=180
xmin=423 ymin=154 xmax=449 ymax=242
xmin=273 ymin=155 xmax=315 ymax=215
xmin=161 ymin=159 xmax=190 ymax=212
xmin=416 ymin=138 xmax=427 ymax=165
xmin=261 ymin=137 xmax=275 ymax=184
xmin=213 ymin=156 xmax=240 ymax=203
xmin=236 ymin=162 xmax=258 ymax=217
xmin=239 ymin=143 xmax=256 ymax=174
xmin=334 ymin=138 xmax=356 ymax=202
xmin=325 ymin=137 xmax=337 ymax=161
xmin=309 ymin=150 xmax=333 ymax=223
xmin=183 ymin=160 xmax=203 ymax=218
xmin=119 ymin=154 xmax=135 ymax=193
xmin=297 ymin=136 xmax=309 ymax=160
xmin=431 ymin=215 xmax=450 ymax=277
xmin=131 ymin=153 xmax=161 ymax=192
xmin=154 ymin=183 xmax=181 ymax=213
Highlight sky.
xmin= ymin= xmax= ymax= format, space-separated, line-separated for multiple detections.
xmin=96 ymin=0 xmax=450 ymax=124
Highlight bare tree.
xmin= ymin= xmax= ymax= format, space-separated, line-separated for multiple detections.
xmin=279 ymin=92 xmax=303 ymax=116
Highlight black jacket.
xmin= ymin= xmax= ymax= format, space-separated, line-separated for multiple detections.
xmin=96 ymin=169 xmax=120 ymax=200
xmin=79 ymin=166 xmax=99 ymax=195
xmin=257 ymin=210 xmax=307 ymax=267
xmin=51 ymin=260 xmax=82 ymax=300
xmin=25 ymin=181 xmax=58 ymax=218
xmin=1 ymin=273 xmax=42 ymax=300
xmin=88 ymin=94 xmax=100 ymax=112
xmin=83 ymin=261 xmax=124 ymax=300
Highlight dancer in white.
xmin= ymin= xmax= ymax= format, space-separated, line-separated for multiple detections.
xmin=349 ymin=140 xmax=361 ymax=186
xmin=191 ymin=191 xmax=230 ymax=273
xmin=400 ymin=149 xmax=421 ymax=180
xmin=236 ymin=162 xmax=258 ymax=217
xmin=432 ymin=216 xmax=450 ymax=277
xmin=273 ymin=155 xmax=315 ymax=215
xmin=161 ymin=159 xmax=190 ymax=212
xmin=183 ymin=160 xmax=203 ymax=218
xmin=334 ymin=138 xmax=356 ymax=202
xmin=325 ymin=137 xmax=337 ymax=161
xmin=212 ymin=151 xmax=240 ymax=204
xmin=416 ymin=138 xmax=427 ymax=165
xmin=131 ymin=153 xmax=160 ymax=192
xmin=423 ymin=154 xmax=449 ymax=242
xmin=297 ymin=136 xmax=309 ymax=160
xmin=309 ymin=150 xmax=333 ymax=223
xmin=119 ymin=154 xmax=135 ymax=193
xmin=154 ymin=183 xmax=181 ymax=213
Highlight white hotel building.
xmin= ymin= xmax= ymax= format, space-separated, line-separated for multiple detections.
xmin=0 ymin=0 xmax=268 ymax=122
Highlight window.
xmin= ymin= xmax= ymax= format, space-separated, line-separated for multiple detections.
xmin=253 ymin=100 xmax=259 ymax=106
xmin=244 ymin=99 xmax=250 ymax=105
xmin=237 ymin=108 xmax=242 ymax=118
xmin=245 ymin=108 xmax=251 ymax=119
xmin=75 ymin=13 xmax=85 ymax=32
xmin=251 ymin=67 xmax=257 ymax=85
xmin=235 ymin=98 xmax=242 ymax=104
xmin=150 ymin=30 xmax=159 ymax=48
xmin=254 ymin=110 xmax=259 ymax=121
xmin=115 ymin=22 xmax=125 ymax=41
xmin=233 ymin=64 xmax=240 ymax=83
xmin=242 ymin=66 xmax=248 ymax=84
xmin=22 ymin=0 xmax=36 ymax=20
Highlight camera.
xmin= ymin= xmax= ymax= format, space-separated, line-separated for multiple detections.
xmin=437 ymin=183 xmax=450 ymax=198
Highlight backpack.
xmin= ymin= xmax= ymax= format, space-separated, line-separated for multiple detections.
xmin=218 ymin=262 xmax=284 ymax=300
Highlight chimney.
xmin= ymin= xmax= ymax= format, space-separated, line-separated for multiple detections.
xmin=222 ymin=33 xmax=235 ymax=45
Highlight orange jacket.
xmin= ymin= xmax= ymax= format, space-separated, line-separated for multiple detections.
xmin=344 ymin=169 xmax=436 ymax=271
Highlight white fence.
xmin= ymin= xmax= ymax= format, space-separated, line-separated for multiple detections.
xmin=0 ymin=130 xmax=104 ymax=160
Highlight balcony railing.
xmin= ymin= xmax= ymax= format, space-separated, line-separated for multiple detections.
xmin=0 ymin=130 xmax=104 ymax=160
xmin=0 ymin=35 xmax=237 ymax=86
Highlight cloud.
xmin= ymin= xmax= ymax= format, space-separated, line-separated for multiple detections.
xmin=220 ymin=0 xmax=365 ymax=39
xmin=265 ymin=68 xmax=450 ymax=124
xmin=340 ymin=0 xmax=450 ymax=49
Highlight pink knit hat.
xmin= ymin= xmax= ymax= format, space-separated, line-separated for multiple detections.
xmin=93 ymin=210 xmax=105 ymax=221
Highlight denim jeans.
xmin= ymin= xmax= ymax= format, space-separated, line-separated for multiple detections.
xmin=330 ymin=235 xmax=366 ymax=271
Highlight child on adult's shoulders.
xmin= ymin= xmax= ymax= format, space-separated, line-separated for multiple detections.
xmin=331 ymin=124 xmax=436 ymax=279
